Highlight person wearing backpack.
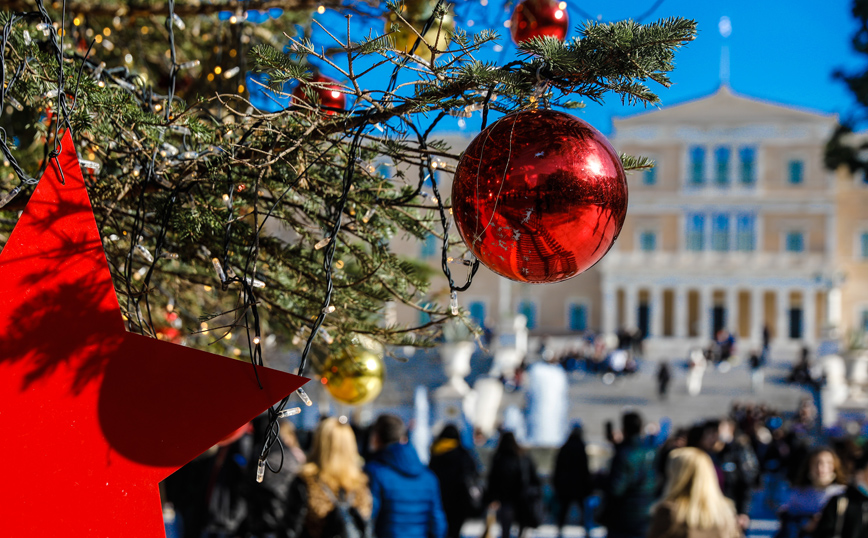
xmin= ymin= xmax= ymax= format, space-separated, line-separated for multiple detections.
xmin=284 ymin=417 xmax=372 ymax=538
xmin=364 ymin=414 xmax=447 ymax=538
xmin=429 ymin=424 xmax=483 ymax=538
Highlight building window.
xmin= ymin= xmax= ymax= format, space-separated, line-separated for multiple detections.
xmin=568 ymin=303 xmax=588 ymax=332
xmin=736 ymin=213 xmax=756 ymax=252
xmin=788 ymin=159 xmax=804 ymax=185
xmin=421 ymin=233 xmax=438 ymax=258
xmin=785 ymin=231 xmax=805 ymax=253
xmin=689 ymin=146 xmax=705 ymax=185
xmin=711 ymin=213 xmax=730 ymax=251
xmin=714 ymin=146 xmax=730 ymax=185
xmin=643 ymin=165 xmax=657 ymax=186
xmin=789 ymin=308 xmax=803 ymax=339
xmin=686 ymin=214 xmax=705 ymax=251
xmin=469 ymin=301 xmax=486 ymax=328
xmin=861 ymin=232 xmax=868 ymax=259
xmin=518 ymin=300 xmax=537 ymax=330
xmin=640 ymin=231 xmax=657 ymax=252
xmin=739 ymin=146 xmax=756 ymax=185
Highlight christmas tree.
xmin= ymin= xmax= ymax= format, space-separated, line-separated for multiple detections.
xmin=827 ymin=0 xmax=868 ymax=172
xmin=0 ymin=0 xmax=696 ymax=379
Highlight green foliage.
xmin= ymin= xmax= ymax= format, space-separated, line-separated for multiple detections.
xmin=0 ymin=1 xmax=695 ymax=369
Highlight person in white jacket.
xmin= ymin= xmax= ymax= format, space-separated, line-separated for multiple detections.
xmin=686 ymin=348 xmax=707 ymax=396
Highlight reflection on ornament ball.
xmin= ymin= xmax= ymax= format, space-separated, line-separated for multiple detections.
xmin=292 ymin=74 xmax=346 ymax=114
xmin=321 ymin=346 xmax=385 ymax=405
xmin=510 ymin=0 xmax=569 ymax=44
xmin=386 ymin=11 xmax=454 ymax=63
xmin=451 ymin=109 xmax=628 ymax=284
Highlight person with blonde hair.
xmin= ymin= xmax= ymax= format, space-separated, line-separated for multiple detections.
xmin=648 ymin=447 xmax=742 ymax=538
xmin=283 ymin=417 xmax=372 ymax=538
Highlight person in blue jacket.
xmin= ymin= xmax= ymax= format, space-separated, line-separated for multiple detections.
xmin=364 ymin=414 xmax=447 ymax=538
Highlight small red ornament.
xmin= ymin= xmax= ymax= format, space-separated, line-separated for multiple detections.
xmin=292 ymin=74 xmax=346 ymax=114
xmin=451 ymin=109 xmax=627 ymax=284
xmin=510 ymin=0 xmax=569 ymax=44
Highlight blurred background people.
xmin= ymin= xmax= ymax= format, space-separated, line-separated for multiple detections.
xmin=283 ymin=417 xmax=371 ymax=538
xmin=648 ymin=447 xmax=741 ymax=538
xmin=486 ymin=431 xmax=542 ymax=538
xmin=429 ymin=424 xmax=482 ymax=538
xmin=365 ymin=414 xmax=447 ymax=538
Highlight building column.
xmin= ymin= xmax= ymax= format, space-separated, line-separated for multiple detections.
xmin=624 ymin=284 xmax=639 ymax=331
xmin=726 ymin=287 xmax=739 ymax=336
xmin=803 ymin=289 xmax=817 ymax=345
xmin=602 ymin=281 xmax=617 ymax=335
xmin=751 ymin=288 xmax=764 ymax=347
xmin=650 ymin=286 xmax=663 ymax=339
xmin=828 ymin=286 xmax=843 ymax=330
xmin=675 ymin=287 xmax=688 ymax=339
xmin=776 ymin=289 xmax=790 ymax=342
xmin=699 ymin=286 xmax=713 ymax=341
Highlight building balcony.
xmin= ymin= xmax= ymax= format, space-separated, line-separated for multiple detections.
xmin=601 ymin=249 xmax=831 ymax=276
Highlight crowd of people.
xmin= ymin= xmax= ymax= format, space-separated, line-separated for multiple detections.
xmin=161 ymin=389 xmax=868 ymax=538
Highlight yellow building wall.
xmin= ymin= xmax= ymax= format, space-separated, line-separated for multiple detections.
xmin=762 ymin=214 xmax=828 ymax=253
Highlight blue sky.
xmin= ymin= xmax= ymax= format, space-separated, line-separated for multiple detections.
xmin=282 ymin=0 xmax=867 ymax=136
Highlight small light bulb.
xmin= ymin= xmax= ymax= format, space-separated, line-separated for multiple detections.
xmin=450 ymin=290 xmax=459 ymax=315
xmin=253 ymin=336 xmax=261 ymax=345
xmin=256 ymin=459 xmax=266 ymax=483
xmin=211 ymin=258 xmax=226 ymax=282
xmin=297 ymin=388 xmax=313 ymax=406
xmin=317 ymin=5 xmax=326 ymax=14
xmin=203 ymin=285 xmax=213 ymax=292
xmin=229 ymin=15 xmax=238 ymax=24
xmin=135 ymin=244 xmax=154 ymax=262
xmin=314 ymin=236 xmax=331 ymax=250
xmin=362 ymin=207 xmax=376 ymax=223
xmin=558 ymin=1 xmax=567 ymax=9
xmin=214 ymin=66 xmax=222 ymax=75
xmin=277 ymin=407 xmax=301 ymax=418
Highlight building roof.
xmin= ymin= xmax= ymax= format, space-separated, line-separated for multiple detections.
xmin=612 ymin=85 xmax=837 ymax=128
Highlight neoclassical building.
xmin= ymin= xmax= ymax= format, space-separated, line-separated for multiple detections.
xmin=394 ymin=86 xmax=868 ymax=359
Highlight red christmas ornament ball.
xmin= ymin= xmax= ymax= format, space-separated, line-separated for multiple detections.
xmin=292 ymin=74 xmax=346 ymax=114
xmin=510 ymin=0 xmax=569 ymax=44
xmin=451 ymin=109 xmax=628 ymax=284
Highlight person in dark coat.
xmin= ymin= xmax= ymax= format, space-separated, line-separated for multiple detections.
xmin=364 ymin=414 xmax=447 ymax=538
xmin=486 ymin=431 xmax=542 ymax=538
xmin=429 ymin=424 xmax=481 ymax=538
xmin=602 ymin=411 xmax=657 ymax=538
xmin=553 ymin=424 xmax=591 ymax=535
xmin=241 ymin=419 xmax=306 ymax=538
xmin=814 ymin=451 xmax=868 ymax=538
xmin=657 ymin=362 xmax=672 ymax=399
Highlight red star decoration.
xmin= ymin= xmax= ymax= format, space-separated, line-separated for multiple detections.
xmin=0 ymin=131 xmax=308 ymax=536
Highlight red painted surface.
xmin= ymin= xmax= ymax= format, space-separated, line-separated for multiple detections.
xmin=0 ymin=131 xmax=308 ymax=536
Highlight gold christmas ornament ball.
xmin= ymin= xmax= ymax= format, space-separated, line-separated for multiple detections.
xmin=320 ymin=345 xmax=385 ymax=405
xmin=386 ymin=10 xmax=454 ymax=63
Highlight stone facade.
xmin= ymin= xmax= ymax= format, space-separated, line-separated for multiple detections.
xmin=391 ymin=86 xmax=868 ymax=359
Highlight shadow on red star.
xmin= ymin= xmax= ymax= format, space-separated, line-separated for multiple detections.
xmin=0 ymin=131 xmax=308 ymax=536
